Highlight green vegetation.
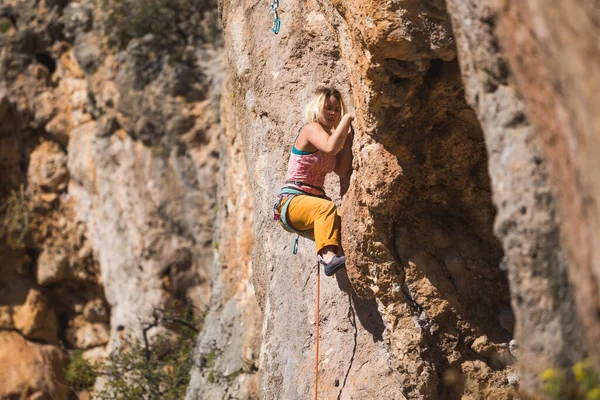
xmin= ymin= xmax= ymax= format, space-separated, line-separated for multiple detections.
xmin=226 ymin=368 xmax=243 ymax=383
xmin=203 ymin=350 xmax=216 ymax=368
xmin=65 ymin=350 xmax=98 ymax=392
xmin=0 ymin=20 xmax=11 ymax=34
xmin=0 ymin=185 xmax=33 ymax=248
xmin=65 ymin=304 xmax=203 ymax=399
xmin=99 ymin=0 xmax=220 ymax=57
xmin=541 ymin=358 xmax=600 ymax=400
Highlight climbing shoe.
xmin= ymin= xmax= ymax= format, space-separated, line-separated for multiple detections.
xmin=318 ymin=254 xmax=346 ymax=277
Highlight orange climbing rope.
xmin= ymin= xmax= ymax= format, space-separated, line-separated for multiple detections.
xmin=314 ymin=261 xmax=321 ymax=400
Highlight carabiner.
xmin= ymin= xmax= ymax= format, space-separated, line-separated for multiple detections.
xmin=272 ymin=17 xmax=281 ymax=34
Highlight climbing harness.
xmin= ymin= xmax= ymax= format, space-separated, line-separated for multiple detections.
xmin=285 ymin=180 xmax=325 ymax=193
xmin=270 ymin=0 xmax=281 ymax=34
xmin=273 ymin=186 xmax=326 ymax=254
xmin=314 ymin=261 xmax=321 ymax=400
xmin=274 ymin=125 xmax=329 ymax=253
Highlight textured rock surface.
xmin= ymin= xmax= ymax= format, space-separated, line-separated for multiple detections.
xmin=218 ymin=0 xmax=515 ymax=398
xmin=0 ymin=0 xmax=224 ymax=397
xmin=447 ymin=1 xmax=589 ymax=394
xmin=218 ymin=0 xmax=597 ymax=399
xmin=0 ymin=19 xmax=94 ymax=394
xmin=65 ymin=2 xmax=224 ymax=346
xmin=13 ymin=288 xmax=60 ymax=344
xmin=66 ymin=315 xmax=110 ymax=349
xmin=491 ymin=0 xmax=600 ymax=372
xmin=186 ymin=75 xmax=261 ymax=400
xmin=0 ymin=331 xmax=69 ymax=400
xmin=216 ymin=1 xmax=406 ymax=398
xmin=2 ymin=0 xmax=599 ymax=399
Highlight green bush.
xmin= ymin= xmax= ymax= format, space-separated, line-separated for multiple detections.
xmin=0 ymin=185 xmax=33 ymax=248
xmin=226 ymin=368 xmax=243 ymax=383
xmin=99 ymin=0 xmax=220 ymax=53
xmin=94 ymin=334 xmax=195 ymax=399
xmin=65 ymin=350 xmax=98 ymax=392
xmin=541 ymin=358 xmax=600 ymax=400
xmin=0 ymin=20 xmax=11 ymax=34
xmin=66 ymin=305 xmax=203 ymax=399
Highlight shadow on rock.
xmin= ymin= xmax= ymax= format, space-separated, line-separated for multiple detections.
xmin=335 ymin=268 xmax=384 ymax=342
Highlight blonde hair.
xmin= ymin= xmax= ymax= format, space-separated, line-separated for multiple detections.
xmin=304 ymin=87 xmax=346 ymax=126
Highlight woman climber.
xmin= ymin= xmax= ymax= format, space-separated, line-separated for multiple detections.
xmin=273 ymin=87 xmax=354 ymax=276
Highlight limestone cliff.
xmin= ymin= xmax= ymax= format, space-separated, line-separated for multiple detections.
xmin=490 ymin=0 xmax=600 ymax=374
xmin=1 ymin=0 xmax=599 ymax=399
xmin=212 ymin=0 xmax=597 ymax=399
xmin=447 ymin=1 xmax=589 ymax=392
xmin=0 ymin=0 xmax=226 ymax=398
xmin=186 ymin=73 xmax=261 ymax=400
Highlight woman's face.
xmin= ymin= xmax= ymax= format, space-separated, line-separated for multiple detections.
xmin=320 ymin=95 xmax=342 ymax=128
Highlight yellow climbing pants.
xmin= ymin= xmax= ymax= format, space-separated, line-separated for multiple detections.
xmin=279 ymin=195 xmax=341 ymax=254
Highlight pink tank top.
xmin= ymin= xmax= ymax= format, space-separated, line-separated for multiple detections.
xmin=285 ymin=145 xmax=336 ymax=196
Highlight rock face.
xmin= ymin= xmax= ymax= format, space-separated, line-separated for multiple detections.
xmin=0 ymin=331 xmax=69 ymax=400
xmin=0 ymin=0 xmax=225 ymax=398
xmin=217 ymin=1 xmax=418 ymax=397
xmin=0 ymin=3 xmax=106 ymax=397
xmin=216 ymin=0 xmax=597 ymax=399
xmin=447 ymin=1 xmax=589 ymax=394
xmin=490 ymin=0 xmax=600 ymax=374
xmin=217 ymin=0 xmax=514 ymax=398
xmin=2 ymin=0 xmax=599 ymax=399
xmin=186 ymin=75 xmax=261 ymax=399
xmin=64 ymin=0 xmax=224 ymax=343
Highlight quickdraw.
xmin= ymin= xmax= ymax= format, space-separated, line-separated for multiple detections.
xmin=270 ymin=0 xmax=281 ymax=34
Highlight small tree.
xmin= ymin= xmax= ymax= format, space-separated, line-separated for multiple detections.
xmin=66 ymin=304 xmax=203 ymax=399
xmin=0 ymin=185 xmax=33 ymax=248
xmin=65 ymin=350 xmax=98 ymax=393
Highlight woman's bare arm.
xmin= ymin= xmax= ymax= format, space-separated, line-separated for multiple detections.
xmin=298 ymin=113 xmax=355 ymax=155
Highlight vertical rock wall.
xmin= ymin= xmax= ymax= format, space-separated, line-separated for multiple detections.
xmin=447 ymin=1 xmax=589 ymax=395
xmin=492 ymin=0 xmax=600 ymax=371
xmin=218 ymin=0 xmax=518 ymax=398
xmin=2 ymin=0 xmax=598 ymax=398
xmin=0 ymin=3 xmax=105 ymax=398
xmin=325 ymin=3 xmax=517 ymax=397
xmin=218 ymin=0 xmax=409 ymax=398
xmin=218 ymin=0 xmax=598 ymax=399
xmin=65 ymin=1 xmax=224 ymax=346
xmin=1 ymin=0 xmax=225 ymax=398
xmin=186 ymin=74 xmax=262 ymax=399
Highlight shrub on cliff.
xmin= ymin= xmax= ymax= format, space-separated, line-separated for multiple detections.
xmin=541 ymin=359 xmax=600 ymax=400
xmin=99 ymin=0 xmax=220 ymax=54
xmin=65 ymin=304 xmax=203 ymax=399
xmin=65 ymin=350 xmax=98 ymax=393
xmin=0 ymin=185 xmax=33 ymax=248
xmin=0 ymin=20 xmax=11 ymax=34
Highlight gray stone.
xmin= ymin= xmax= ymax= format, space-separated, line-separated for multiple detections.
xmin=37 ymin=246 xmax=69 ymax=286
